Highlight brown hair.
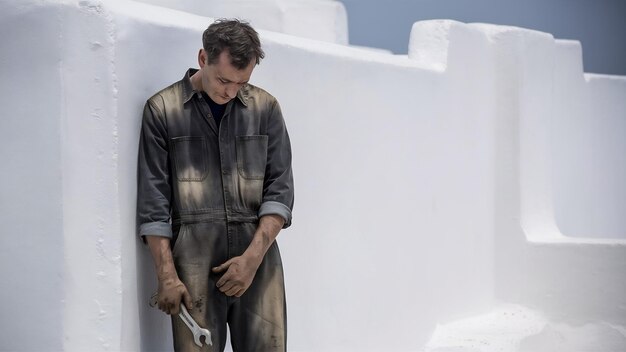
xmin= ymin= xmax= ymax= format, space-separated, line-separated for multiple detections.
xmin=202 ymin=19 xmax=265 ymax=69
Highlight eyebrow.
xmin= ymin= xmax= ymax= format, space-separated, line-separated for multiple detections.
xmin=218 ymin=76 xmax=248 ymax=84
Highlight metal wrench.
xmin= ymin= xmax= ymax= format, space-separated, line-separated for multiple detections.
xmin=178 ymin=304 xmax=212 ymax=347
xmin=150 ymin=292 xmax=212 ymax=347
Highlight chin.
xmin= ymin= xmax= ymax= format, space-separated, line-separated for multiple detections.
xmin=207 ymin=95 xmax=224 ymax=104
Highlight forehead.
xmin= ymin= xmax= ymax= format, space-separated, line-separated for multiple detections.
xmin=213 ymin=51 xmax=255 ymax=82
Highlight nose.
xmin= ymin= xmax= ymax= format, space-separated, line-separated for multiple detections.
xmin=225 ymin=85 xmax=238 ymax=99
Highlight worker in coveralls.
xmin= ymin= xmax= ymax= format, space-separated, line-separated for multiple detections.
xmin=137 ymin=19 xmax=294 ymax=352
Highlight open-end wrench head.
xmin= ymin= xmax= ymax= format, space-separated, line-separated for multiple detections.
xmin=193 ymin=329 xmax=212 ymax=347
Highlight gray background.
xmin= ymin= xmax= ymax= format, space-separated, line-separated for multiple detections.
xmin=338 ymin=0 xmax=626 ymax=75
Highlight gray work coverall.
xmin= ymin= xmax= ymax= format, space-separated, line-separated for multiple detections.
xmin=137 ymin=69 xmax=294 ymax=352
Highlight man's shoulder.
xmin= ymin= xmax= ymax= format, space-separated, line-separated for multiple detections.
xmin=147 ymin=80 xmax=185 ymax=107
xmin=242 ymin=83 xmax=279 ymax=108
xmin=245 ymin=83 xmax=273 ymax=98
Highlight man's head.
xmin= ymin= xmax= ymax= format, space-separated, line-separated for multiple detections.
xmin=196 ymin=19 xmax=265 ymax=104
xmin=203 ymin=19 xmax=265 ymax=69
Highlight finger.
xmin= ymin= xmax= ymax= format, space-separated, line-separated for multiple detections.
xmin=159 ymin=298 xmax=168 ymax=313
xmin=183 ymin=290 xmax=193 ymax=311
xmin=234 ymin=288 xmax=246 ymax=297
xmin=216 ymin=271 xmax=233 ymax=288
xmin=219 ymin=281 xmax=236 ymax=293
xmin=212 ymin=259 xmax=233 ymax=273
xmin=170 ymin=299 xmax=178 ymax=315
xmin=171 ymin=300 xmax=181 ymax=315
xmin=225 ymin=285 xmax=240 ymax=297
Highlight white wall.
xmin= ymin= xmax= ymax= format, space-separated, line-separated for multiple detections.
xmin=258 ymin=27 xmax=497 ymax=352
xmin=133 ymin=0 xmax=349 ymax=45
xmin=0 ymin=3 xmax=65 ymax=350
xmin=552 ymin=42 xmax=626 ymax=239
xmin=469 ymin=21 xmax=626 ymax=332
xmin=0 ymin=1 xmax=624 ymax=351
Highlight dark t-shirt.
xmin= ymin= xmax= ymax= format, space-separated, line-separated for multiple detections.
xmin=202 ymin=92 xmax=226 ymax=127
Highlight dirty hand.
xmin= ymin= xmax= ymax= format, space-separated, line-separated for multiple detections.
xmin=157 ymin=276 xmax=193 ymax=315
xmin=213 ymin=255 xmax=261 ymax=297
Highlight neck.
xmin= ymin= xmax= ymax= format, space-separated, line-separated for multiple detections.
xmin=190 ymin=70 xmax=202 ymax=91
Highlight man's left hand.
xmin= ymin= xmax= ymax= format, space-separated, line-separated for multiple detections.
xmin=213 ymin=214 xmax=284 ymax=297
xmin=213 ymin=254 xmax=261 ymax=297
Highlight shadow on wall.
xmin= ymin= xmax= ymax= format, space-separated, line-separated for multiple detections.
xmin=136 ymin=246 xmax=174 ymax=351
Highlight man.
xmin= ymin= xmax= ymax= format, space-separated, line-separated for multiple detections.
xmin=137 ymin=19 xmax=294 ymax=352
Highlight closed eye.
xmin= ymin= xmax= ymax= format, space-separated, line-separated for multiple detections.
xmin=218 ymin=77 xmax=248 ymax=85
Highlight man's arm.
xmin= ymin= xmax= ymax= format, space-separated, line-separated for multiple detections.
xmin=258 ymin=99 xmax=294 ymax=227
xmin=137 ymin=100 xmax=190 ymax=314
xmin=212 ymin=214 xmax=284 ymax=297
xmin=146 ymin=235 xmax=192 ymax=315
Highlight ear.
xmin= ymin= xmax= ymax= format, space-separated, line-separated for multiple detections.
xmin=198 ymin=49 xmax=206 ymax=68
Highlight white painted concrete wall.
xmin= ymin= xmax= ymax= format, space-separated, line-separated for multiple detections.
xmin=133 ymin=0 xmax=349 ymax=45
xmin=0 ymin=1 xmax=624 ymax=351
xmin=0 ymin=3 xmax=65 ymax=350
xmin=552 ymin=42 xmax=626 ymax=239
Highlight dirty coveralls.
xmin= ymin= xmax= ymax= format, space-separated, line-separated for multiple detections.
xmin=137 ymin=69 xmax=294 ymax=352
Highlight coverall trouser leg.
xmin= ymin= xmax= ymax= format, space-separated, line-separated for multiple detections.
xmin=171 ymin=221 xmax=287 ymax=352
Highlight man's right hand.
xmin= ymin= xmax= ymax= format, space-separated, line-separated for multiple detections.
xmin=157 ymin=276 xmax=193 ymax=315
xmin=146 ymin=235 xmax=193 ymax=315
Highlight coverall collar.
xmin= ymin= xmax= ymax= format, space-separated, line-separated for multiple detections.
xmin=181 ymin=68 xmax=249 ymax=107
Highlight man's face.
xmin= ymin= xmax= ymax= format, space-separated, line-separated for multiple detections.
xmin=199 ymin=49 xmax=255 ymax=105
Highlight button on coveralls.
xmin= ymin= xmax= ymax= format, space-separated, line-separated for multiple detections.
xmin=137 ymin=69 xmax=294 ymax=352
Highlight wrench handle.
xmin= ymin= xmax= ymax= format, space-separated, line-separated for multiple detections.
xmin=178 ymin=304 xmax=197 ymax=331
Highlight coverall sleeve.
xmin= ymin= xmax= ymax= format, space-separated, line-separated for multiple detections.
xmin=136 ymin=99 xmax=173 ymax=240
xmin=258 ymin=100 xmax=295 ymax=228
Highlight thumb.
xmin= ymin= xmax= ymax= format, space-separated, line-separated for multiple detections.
xmin=183 ymin=290 xmax=193 ymax=311
xmin=212 ymin=258 xmax=233 ymax=273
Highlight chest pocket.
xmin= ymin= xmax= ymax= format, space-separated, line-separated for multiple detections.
xmin=171 ymin=136 xmax=209 ymax=182
xmin=236 ymin=135 xmax=268 ymax=180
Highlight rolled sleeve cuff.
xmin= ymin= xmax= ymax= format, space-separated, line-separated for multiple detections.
xmin=139 ymin=221 xmax=173 ymax=240
xmin=258 ymin=201 xmax=292 ymax=228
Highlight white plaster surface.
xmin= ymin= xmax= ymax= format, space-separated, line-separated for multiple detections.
xmin=0 ymin=2 xmax=65 ymax=350
xmin=134 ymin=0 xmax=349 ymax=44
xmin=0 ymin=1 xmax=624 ymax=351
xmin=425 ymin=305 xmax=626 ymax=352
